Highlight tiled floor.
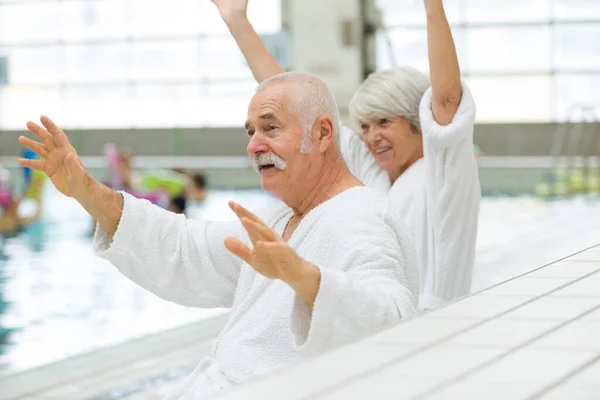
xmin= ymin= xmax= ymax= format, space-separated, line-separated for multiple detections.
xmin=213 ymin=244 xmax=600 ymax=400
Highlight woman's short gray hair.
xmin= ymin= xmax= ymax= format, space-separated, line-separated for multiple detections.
xmin=349 ymin=67 xmax=430 ymax=133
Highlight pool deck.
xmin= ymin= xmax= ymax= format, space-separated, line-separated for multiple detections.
xmin=2 ymin=238 xmax=600 ymax=399
xmin=214 ymin=243 xmax=600 ymax=400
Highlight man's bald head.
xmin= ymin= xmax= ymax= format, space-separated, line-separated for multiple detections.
xmin=255 ymin=72 xmax=340 ymax=153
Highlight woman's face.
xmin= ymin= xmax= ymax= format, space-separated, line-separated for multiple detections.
xmin=360 ymin=116 xmax=422 ymax=181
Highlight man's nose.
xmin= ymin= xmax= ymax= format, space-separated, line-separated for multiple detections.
xmin=247 ymin=134 xmax=270 ymax=156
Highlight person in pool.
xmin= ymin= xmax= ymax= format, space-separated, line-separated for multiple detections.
xmin=167 ymin=172 xmax=209 ymax=215
xmin=0 ymin=169 xmax=43 ymax=236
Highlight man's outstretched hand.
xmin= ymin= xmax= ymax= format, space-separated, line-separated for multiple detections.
xmin=224 ymin=201 xmax=321 ymax=308
xmin=19 ymin=115 xmax=93 ymax=201
xmin=225 ymin=201 xmax=307 ymax=282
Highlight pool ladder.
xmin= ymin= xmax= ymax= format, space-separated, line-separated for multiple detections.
xmin=550 ymin=104 xmax=600 ymax=196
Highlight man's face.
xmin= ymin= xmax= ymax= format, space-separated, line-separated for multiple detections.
xmin=245 ymin=84 xmax=310 ymax=199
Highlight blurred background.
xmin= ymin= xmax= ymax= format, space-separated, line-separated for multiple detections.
xmin=0 ymin=0 xmax=599 ymax=384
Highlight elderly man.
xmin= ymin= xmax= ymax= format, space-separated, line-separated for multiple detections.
xmin=18 ymin=72 xmax=418 ymax=399
xmin=214 ymin=0 xmax=481 ymax=311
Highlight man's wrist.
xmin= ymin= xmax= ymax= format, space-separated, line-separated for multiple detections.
xmin=77 ymin=177 xmax=119 ymax=219
xmin=286 ymin=261 xmax=322 ymax=308
xmin=79 ymin=179 xmax=124 ymax=236
xmin=76 ymin=175 xmax=100 ymax=208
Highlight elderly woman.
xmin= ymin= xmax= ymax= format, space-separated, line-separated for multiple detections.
xmin=213 ymin=0 xmax=481 ymax=310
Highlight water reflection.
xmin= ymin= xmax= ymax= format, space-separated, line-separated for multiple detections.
xmin=0 ymin=185 xmax=279 ymax=377
xmin=0 ymin=253 xmax=14 ymax=369
xmin=21 ymin=221 xmax=48 ymax=254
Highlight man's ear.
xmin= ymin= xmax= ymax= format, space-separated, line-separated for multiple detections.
xmin=315 ymin=116 xmax=335 ymax=153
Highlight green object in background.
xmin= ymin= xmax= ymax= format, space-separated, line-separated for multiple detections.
xmin=553 ymin=181 xmax=569 ymax=196
xmin=24 ymin=169 xmax=46 ymax=201
xmin=565 ymin=169 xmax=600 ymax=194
xmin=553 ymin=168 xmax=568 ymax=184
xmin=568 ymin=170 xmax=585 ymax=193
xmin=535 ymin=182 xmax=551 ymax=198
xmin=535 ymin=168 xmax=600 ymax=197
xmin=140 ymin=170 xmax=186 ymax=197
xmin=587 ymin=170 xmax=600 ymax=193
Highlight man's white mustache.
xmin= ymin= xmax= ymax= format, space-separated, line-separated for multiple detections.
xmin=251 ymin=152 xmax=287 ymax=173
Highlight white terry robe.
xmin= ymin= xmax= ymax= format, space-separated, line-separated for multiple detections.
xmin=94 ymin=186 xmax=419 ymax=399
xmin=340 ymin=82 xmax=481 ymax=311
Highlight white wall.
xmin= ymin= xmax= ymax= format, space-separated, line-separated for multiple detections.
xmin=285 ymin=0 xmax=364 ymax=114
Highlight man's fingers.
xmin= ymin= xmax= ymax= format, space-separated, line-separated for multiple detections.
xmin=19 ymin=136 xmax=48 ymax=159
xmin=239 ymin=217 xmax=266 ymax=247
xmin=255 ymin=241 xmax=290 ymax=260
xmin=224 ymin=237 xmax=252 ymax=263
xmin=17 ymin=158 xmax=45 ymax=172
xmin=40 ymin=115 xmax=69 ymax=147
xmin=236 ymin=204 xmax=262 ymax=223
xmin=26 ymin=121 xmax=54 ymax=149
xmin=229 ymin=201 xmax=263 ymax=225
xmin=242 ymin=218 xmax=279 ymax=242
xmin=255 ymin=241 xmax=280 ymax=250
xmin=229 ymin=201 xmax=270 ymax=244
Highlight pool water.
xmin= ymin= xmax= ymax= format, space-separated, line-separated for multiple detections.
xmin=0 ymin=184 xmax=599 ymax=378
xmin=0 ymin=184 xmax=281 ymax=377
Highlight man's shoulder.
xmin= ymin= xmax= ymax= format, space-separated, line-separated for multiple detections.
xmin=314 ymin=187 xmax=414 ymax=259
xmin=335 ymin=185 xmax=388 ymax=208
xmin=340 ymin=186 xmax=413 ymax=239
xmin=324 ymin=186 xmax=395 ymax=227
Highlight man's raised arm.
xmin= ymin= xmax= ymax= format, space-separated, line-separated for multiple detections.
xmin=19 ymin=116 xmax=244 ymax=308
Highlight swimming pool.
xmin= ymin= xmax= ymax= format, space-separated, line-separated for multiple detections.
xmin=0 ymin=184 xmax=599 ymax=378
xmin=0 ymin=184 xmax=281 ymax=377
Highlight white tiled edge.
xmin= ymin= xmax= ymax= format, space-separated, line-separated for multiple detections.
xmin=213 ymin=245 xmax=600 ymax=400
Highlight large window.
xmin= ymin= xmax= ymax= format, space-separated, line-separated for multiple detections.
xmin=376 ymin=0 xmax=600 ymax=122
xmin=0 ymin=0 xmax=281 ymax=129
xmin=3 ymin=0 xmax=599 ymax=128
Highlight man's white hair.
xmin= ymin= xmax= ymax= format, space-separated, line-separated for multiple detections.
xmin=349 ymin=67 xmax=430 ymax=134
xmin=256 ymin=71 xmax=340 ymax=153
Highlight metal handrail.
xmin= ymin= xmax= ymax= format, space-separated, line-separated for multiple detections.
xmin=550 ymin=104 xmax=599 ymax=195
